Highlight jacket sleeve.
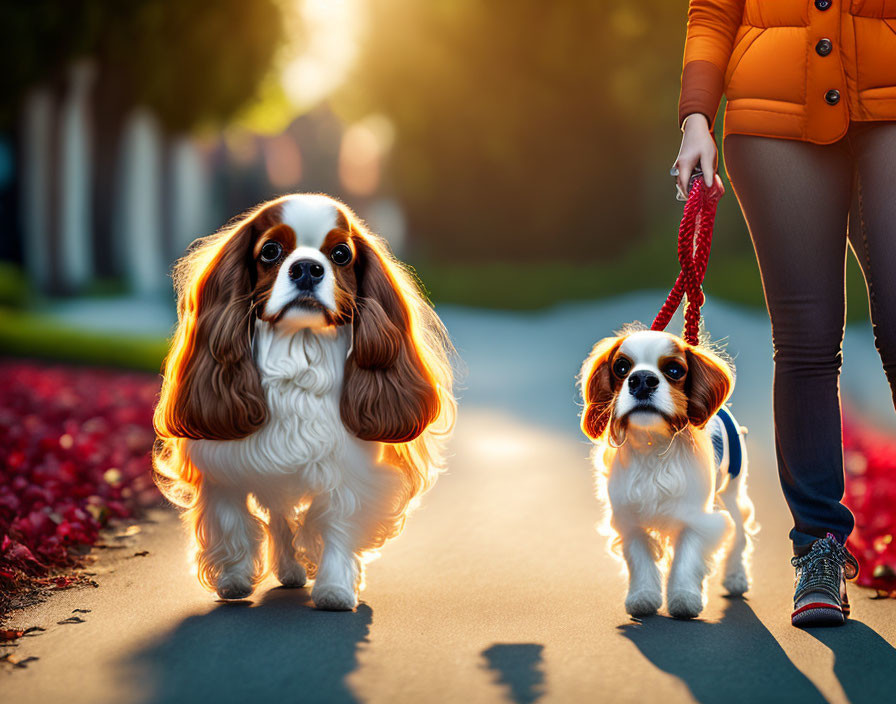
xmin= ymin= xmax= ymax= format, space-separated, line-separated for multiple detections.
xmin=678 ymin=0 xmax=745 ymax=128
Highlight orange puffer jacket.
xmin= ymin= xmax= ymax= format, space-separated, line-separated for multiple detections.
xmin=679 ymin=0 xmax=896 ymax=143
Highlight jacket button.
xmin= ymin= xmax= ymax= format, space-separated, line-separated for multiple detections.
xmin=816 ymin=38 xmax=833 ymax=56
xmin=815 ymin=0 xmax=832 ymax=9
xmin=825 ymin=89 xmax=841 ymax=105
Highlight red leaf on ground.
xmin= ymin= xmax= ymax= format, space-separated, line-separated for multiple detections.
xmin=844 ymin=407 xmax=896 ymax=595
xmin=0 ymin=361 xmax=160 ymax=621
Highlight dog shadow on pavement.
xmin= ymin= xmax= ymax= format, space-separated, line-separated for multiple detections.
xmin=126 ymin=586 xmax=371 ymax=704
xmin=481 ymin=643 xmax=545 ymax=704
xmin=618 ymin=597 xmax=827 ymax=704
xmin=805 ymin=616 xmax=896 ymax=704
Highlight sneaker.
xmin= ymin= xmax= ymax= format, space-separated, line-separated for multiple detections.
xmin=791 ymin=533 xmax=859 ymax=627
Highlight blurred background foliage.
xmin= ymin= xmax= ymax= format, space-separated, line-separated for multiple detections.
xmin=345 ymin=0 xmax=696 ymax=259
xmin=0 ymin=0 xmax=285 ymax=132
xmin=0 ymin=0 xmax=873 ymax=367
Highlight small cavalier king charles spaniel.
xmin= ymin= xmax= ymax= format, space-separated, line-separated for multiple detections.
xmin=580 ymin=328 xmax=756 ymax=619
xmin=153 ymin=194 xmax=455 ymax=610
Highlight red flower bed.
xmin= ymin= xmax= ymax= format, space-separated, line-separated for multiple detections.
xmin=0 ymin=360 xmax=160 ymax=620
xmin=844 ymin=409 xmax=896 ymax=595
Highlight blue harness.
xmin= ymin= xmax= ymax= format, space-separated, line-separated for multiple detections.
xmin=710 ymin=405 xmax=743 ymax=478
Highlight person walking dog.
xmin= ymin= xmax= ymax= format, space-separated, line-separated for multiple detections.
xmin=673 ymin=0 xmax=896 ymax=627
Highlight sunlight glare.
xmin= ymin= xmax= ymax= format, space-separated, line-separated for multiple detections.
xmin=281 ymin=0 xmax=364 ymax=110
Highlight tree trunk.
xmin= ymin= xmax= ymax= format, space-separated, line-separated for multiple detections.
xmin=56 ymin=60 xmax=95 ymax=293
xmin=19 ymin=87 xmax=56 ymax=294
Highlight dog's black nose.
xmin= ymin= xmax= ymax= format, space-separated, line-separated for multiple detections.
xmin=628 ymin=370 xmax=659 ymax=400
xmin=289 ymin=259 xmax=325 ymax=291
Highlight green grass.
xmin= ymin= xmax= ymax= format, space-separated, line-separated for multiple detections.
xmin=0 ymin=262 xmax=29 ymax=308
xmin=0 ymin=307 xmax=167 ymax=372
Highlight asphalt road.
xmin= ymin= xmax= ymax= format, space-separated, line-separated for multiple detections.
xmin=4 ymin=293 xmax=896 ymax=704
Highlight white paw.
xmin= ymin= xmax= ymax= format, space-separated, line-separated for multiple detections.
xmin=312 ymin=583 xmax=358 ymax=611
xmin=216 ymin=573 xmax=254 ymax=600
xmin=276 ymin=561 xmax=307 ymax=588
xmin=723 ymin=569 xmax=750 ymax=597
xmin=667 ymin=590 xmax=704 ymax=619
xmin=625 ymin=589 xmax=663 ymax=618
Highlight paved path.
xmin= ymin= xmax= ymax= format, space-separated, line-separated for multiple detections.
xmin=4 ymin=294 xmax=896 ymax=704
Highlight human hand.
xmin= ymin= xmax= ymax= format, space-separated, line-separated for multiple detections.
xmin=672 ymin=114 xmax=724 ymax=199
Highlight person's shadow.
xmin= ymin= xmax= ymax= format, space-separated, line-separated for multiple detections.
xmin=481 ymin=643 xmax=545 ymax=704
xmin=805 ymin=616 xmax=896 ymax=704
xmin=619 ymin=598 xmax=826 ymax=704
xmin=125 ymin=587 xmax=371 ymax=704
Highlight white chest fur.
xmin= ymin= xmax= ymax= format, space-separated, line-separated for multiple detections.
xmin=605 ymin=428 xmax=716 ymax=525
xmin=186 ymin=321 xmax=362 ymax=491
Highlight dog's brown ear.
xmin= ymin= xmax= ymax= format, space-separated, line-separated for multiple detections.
xmin=155 ymin=215 xmax=268 ymax=441
xmin=580 ymin=336 xmax=624 ymax=439
xmin=341 ymin=234 xmax=441 ymax=444
xmin=685 ymin=346 xmax=733 ymax=428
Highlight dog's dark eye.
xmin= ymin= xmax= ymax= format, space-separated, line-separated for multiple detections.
xmin=664 ymin=361 xmax=686 ymax=381
xmin=612 ymin=358 xmax=632 ymax=379
xmin=259 ymin=241 xmax=283 ymax=264
xmin=330 ymin=243 xmax=353 ymax=266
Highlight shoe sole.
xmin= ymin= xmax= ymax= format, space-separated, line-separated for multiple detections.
xmin=792 ymin=602 xmax=846 ymax=627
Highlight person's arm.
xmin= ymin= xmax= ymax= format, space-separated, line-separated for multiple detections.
xmin=673 ymin=0 xmax=744 ymax=195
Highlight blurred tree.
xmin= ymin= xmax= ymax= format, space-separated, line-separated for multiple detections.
xmin=0 ymin=3 xmax=91 ymax=128
xmin=0 ymin=0 xmax=285 ymax=135
xmin=101 ymin=1 xmax=288 ymax=133
xmin=344 ymin=0 xmax=749 ymax=262
xmin=0 ymin=0 xmax=286 ymax=277
xmin=90 ymin=0 xmax=287 ymax=275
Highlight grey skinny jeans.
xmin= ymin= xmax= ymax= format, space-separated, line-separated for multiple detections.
xmin=724 ymin=121 xmax=896 ymax=555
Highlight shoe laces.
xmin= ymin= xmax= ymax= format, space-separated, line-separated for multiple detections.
xmin=791 ymin=533 xmax=859 ymax=603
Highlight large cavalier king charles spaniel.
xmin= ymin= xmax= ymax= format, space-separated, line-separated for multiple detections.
xmin=153 ymin=194 xmax=455 ymax=610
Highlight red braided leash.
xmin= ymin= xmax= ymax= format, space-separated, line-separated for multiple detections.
xmin=651 ymin=178 xmax=720 ymax=346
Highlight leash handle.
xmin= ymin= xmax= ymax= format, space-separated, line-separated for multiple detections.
xmin=651 ymin=177 xmax=720 ymax=346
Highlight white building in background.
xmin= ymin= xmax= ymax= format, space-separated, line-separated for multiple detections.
xmin=17 ymin=65 xmax=212 ymax=301
xmin=15 ymin=63 xmax=402 ymax=303
xmin=169 ymin=136 xmax=212 ymax=257
xmin=117 ymin=108 xmax=165 ymax=298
